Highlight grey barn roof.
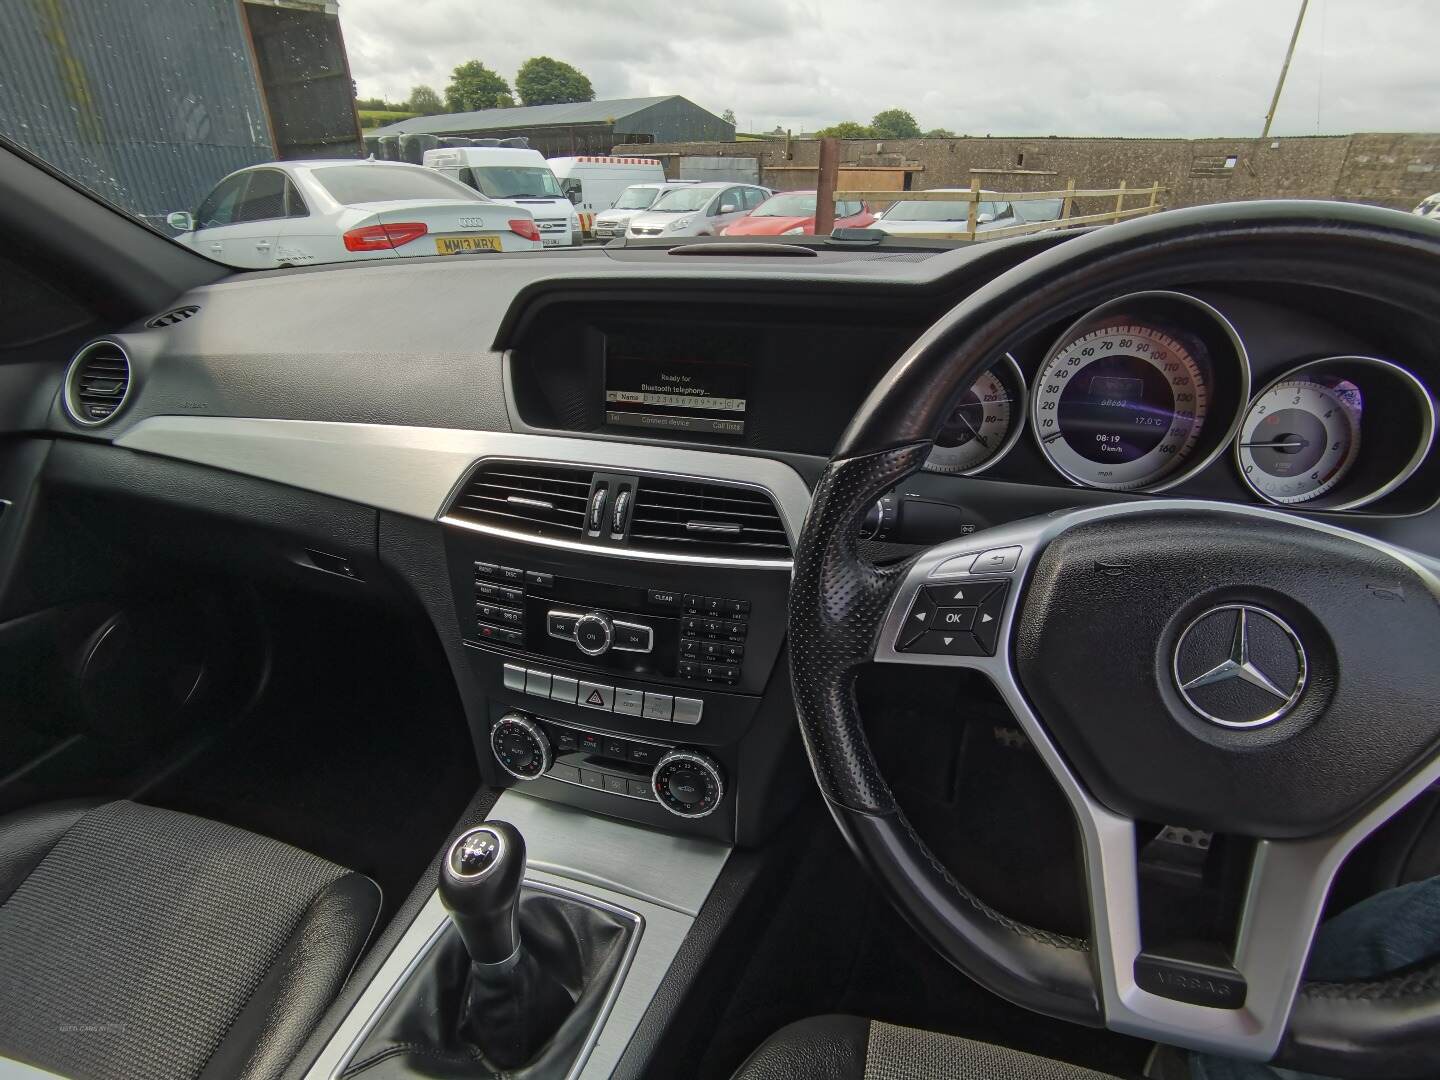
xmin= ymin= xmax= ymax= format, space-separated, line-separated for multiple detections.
xmin=367 ymin=95 xmax=684 ymax=137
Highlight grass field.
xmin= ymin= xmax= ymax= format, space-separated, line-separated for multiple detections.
xmin=359 ymin=110 xmax=419 ymax=129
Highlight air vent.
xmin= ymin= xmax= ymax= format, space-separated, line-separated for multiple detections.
xmin=629 ymin=477 xmax=790 ymax=558
xmin=63 ymin=340 xmax=132 ymax=426
xmin=146 ymin=304 xmax=199 ymax=328
xmin=445 ymin=461 xmax=592 ymax=538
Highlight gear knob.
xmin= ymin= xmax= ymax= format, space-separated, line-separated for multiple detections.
xmin=439 ymin=821 xmax=525 ymax=965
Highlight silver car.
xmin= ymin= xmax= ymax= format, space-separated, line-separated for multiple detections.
xmin=591 ymin=181 xmax=699 ymax=240
xmin=625 ymin=182 xmax=772 ymax=239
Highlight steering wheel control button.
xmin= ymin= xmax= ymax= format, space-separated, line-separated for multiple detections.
xmin=973 ymin=583 xmax=1010 ymax=653
xmin=972 ymin=546 xmax=1022 ymax=573
xmin=490 ymin=713 xmax=552 ymax=781
xmin=898 ymin=590 xmax=938 ymax=648
xmin=642 ymin=693 xmax=674 ymax=721
xmin=578 ymin=682 xmax=614 ymax=712
xmin=652 ymin=750 xmax=724 ymax=819
xmin=613 ymin=687 xmax=644 ymax=717
xmin=573 ymin=612 xmax=613 ymax=656
xmin=1173 ymin=604 xmax=1307 ymax=728
xmin=934 ymin=606 xmax=977 ymax=632
xmin=932 ymin=553 xmax=977 ymax=577
xmin=1134 ymin=952 xmax=1248 ymax=1010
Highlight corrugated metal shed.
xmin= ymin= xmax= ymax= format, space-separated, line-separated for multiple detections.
xmin=0 ymin=0 xmax=274 ymax=227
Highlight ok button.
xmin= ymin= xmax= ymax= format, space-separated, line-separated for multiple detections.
xmin=934 ymin=606 xmax=977 ymax=631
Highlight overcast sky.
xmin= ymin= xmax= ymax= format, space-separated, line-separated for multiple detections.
xmin=340 ymin=0 xmax=1434 ymax=138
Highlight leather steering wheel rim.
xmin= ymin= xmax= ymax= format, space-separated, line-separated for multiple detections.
xmin=788 ymin=200 xmax=1440 ymax=1075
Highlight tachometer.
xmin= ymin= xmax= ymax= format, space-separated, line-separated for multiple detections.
xmin=1032 ymin=320 xmax=1208 ymax=490
xmin=924 ymin=354 xmax=1025 ymax=474
xmin=1236 ymin=375 xmax=1361 ymax=504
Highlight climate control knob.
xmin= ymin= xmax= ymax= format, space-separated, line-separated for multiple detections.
xmin=573 ymin=612 xmax=614 ymax=656
xmin=490 ymin=712 xmax=552 ymax=781
xmin=652 ymin=749 xmax=725 ymax=819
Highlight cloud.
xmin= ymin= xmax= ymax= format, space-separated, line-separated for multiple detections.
xmin=340 ymin=0 xmax=1435 ymax=137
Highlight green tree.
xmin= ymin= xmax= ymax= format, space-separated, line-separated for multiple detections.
xmin=815 ymin=120 xmax=874 ymax=139
xmin=922 ymin=127 xmax=956 ymax=138
xmin=870 ymin=108 xmax=921 ymax=139
xmin=445 ymin=61 xmax=514 ymax=112
xmin=514 ymin=56 xmax=595 ymax=106
xmin=721 ymin=108 xmax=737 ymax=126
xmin=407 ymin=85 xmax=443 ymax=115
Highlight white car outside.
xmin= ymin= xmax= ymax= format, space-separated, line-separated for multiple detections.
xmin=168 ymin=160 xmax=542 ymax=267
xmin=591 ymin=181 xmax=699 ymax=240
xmin=1415 ymin=193 xmax=1440 ymax=221
xmin=870 ymin=189 xmax=1026 ymax=238
xmin=624 ymin=182 xmax=772 ymax=239
xmin=423 ymin=146 xmax=580 ymax=247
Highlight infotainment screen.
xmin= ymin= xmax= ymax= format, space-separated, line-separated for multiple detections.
xmin=604 ymin=329 xmax=748 ymax=437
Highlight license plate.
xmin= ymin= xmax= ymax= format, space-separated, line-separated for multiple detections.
xmin=541 ymin=236 xmax=565 ymax=247
xmin=434 ymin=234 xmax=501 ymax=254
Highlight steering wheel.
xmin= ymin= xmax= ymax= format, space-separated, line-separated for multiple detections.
xmin=788 ymin=201 xmax=1440 ymax=1077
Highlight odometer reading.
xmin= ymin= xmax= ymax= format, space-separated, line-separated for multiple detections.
xmin=1033 ymin=321 xmax=1209 ymax=490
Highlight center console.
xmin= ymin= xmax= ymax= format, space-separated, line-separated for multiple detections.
xmin=441 ymin=458 xmax=802 ymax=844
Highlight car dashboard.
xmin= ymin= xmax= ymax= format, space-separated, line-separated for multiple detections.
xmin=32 ymin=235 xmax=1440 ymax=846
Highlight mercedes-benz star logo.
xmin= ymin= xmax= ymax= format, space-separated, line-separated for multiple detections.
xmin=1173 ymin=604 xmax=1307 ymax=728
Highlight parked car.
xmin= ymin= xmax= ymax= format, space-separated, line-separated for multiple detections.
xmin=167 ymin=160 xmax=542 ymax=267
xmin=422 ymin=145 xmax=580 ymax=247
xmin=548 ymin=156 xmax=667 ymax=236
xmin=591 ymin=181 xmax=699 ymax=240
xmin=720 ymin=190 xmax=875 ymax=236
xmin=1415 ymin=193 xmax=1440 ymax=221
xmin=869 ymin=189 xmax=1021 ymax=238
xmin=624 ymin=182 xmax=772 ymax=239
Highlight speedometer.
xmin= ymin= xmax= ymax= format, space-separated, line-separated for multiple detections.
xmin=1032 ymin=319 xmax=1209 ymax=491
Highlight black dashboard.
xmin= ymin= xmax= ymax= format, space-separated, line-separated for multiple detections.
xmin=24 ymin=229 xmax=1440 ymax=845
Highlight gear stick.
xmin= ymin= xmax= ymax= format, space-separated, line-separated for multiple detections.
xmin=438 ymin=822 xmax=573 ymax=1070
xmin=439 ymin=822 xmax=525 ymax=966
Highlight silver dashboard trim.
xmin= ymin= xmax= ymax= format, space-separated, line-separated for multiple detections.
xmin=113 ymin=417 xmax=811 ymax=564
xmin=873 ymin=498 xmax=1440 ymax=1060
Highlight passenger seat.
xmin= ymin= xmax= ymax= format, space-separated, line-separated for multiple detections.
xmin=0 ymin=799 xmax=380 ymax=1080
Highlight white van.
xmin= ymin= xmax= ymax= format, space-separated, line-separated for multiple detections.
xmin=422 ymin=146 xmax=580 ymax=247
xmin=547 ymin=156 xmax=666 ymax=236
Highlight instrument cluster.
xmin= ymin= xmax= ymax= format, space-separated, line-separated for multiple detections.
xmin=923 ymin=290 xmax=1437 ymax=513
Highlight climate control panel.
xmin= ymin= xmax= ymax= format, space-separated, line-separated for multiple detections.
xmin=489 ymin=709 xmax=727 ymax=820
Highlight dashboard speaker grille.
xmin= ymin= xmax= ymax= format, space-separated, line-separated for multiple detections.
xmin=64 ymin=340 xmax=132 ymax=425
xmin=446 ymin=462 xmax=591 ymax=537
xmin=629 ymin=477 xmax=790 ymax=557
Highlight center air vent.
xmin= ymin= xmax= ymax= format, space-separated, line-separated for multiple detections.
xmin=629 ymin=477 xmax=790 ymax=558
xmin=146 ymin=304 xmax=199 ymax=328
xmin=63 ymin=340 xmax=132 ymax=426
xmin=445 ymin=462 xmax=592 ymax=538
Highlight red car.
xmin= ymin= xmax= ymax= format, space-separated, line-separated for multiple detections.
xmin=720 ymin=190 xmax=875 ymax=236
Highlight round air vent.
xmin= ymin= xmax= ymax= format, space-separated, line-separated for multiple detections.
xmin=63 ymin=340 xmax=133 ymax=426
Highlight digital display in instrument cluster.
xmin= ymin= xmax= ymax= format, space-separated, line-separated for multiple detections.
xmin=604 ymin=328 xmax=749 ymax=437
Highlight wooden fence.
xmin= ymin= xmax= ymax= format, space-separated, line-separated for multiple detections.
xmin=837 ymin=178 xmax=1166 ymax=241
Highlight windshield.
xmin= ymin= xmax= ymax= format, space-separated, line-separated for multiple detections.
xmin=649 ymin=188 xmax=716 ymax=213
xmin=461 ymin=166 xmax=563 ymax=199
xmin=314 ymin=164 xmax=482 ymax=205
xmin=0 ymin=2 xmax=1425 ymax=266
xmin=614 ymin=186 xmax=662 ymax=210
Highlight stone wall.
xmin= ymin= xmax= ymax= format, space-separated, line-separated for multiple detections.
xmin=613 ymin=133 xmax=1440 ymax=212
